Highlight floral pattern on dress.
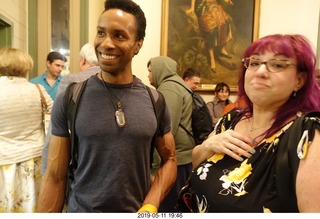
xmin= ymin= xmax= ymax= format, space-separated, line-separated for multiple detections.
xmin=219 ymin=159 xmax=252 ymax=196
xmin=195 ymin=123 xmax=292 ymax=199
xmin=195 ymin=194 xmax=208 ymax=213
xmin=0 ymin=157 xmax=42 ymax=212
xmin=189 ymin=112 xmax=320 ymax=212
xmin=197 ymin=163 xmax=212 ymax=180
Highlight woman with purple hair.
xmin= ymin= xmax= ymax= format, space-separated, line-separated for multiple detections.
xmin=179 ymin=34 xmax=320 ymax=212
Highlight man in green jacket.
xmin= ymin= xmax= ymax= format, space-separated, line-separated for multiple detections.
xmin=148 ymin=56 xmax=195 ymax=212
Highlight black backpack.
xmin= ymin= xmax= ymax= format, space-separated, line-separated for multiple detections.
xmin=63 ymin=79 xmax=166 ymax=203
xmin=167 ymin=80 xmax=213 ymax=145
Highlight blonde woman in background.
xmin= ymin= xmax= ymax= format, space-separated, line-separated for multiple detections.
xmin=0 ymin=48 xmax=53 ymax=212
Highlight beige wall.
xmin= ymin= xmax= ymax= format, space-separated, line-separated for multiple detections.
xmin=259 ymin=0 xmax=320 ymax=46
xmin=132 ymin=0 xmax=163 ymax=85
xmin=37 ymin=0 xmax=51 ymax=74
xmin=0 ymin=0 xmax=28 ymax=50
xmin=88 ymin=0 xmax=105 ymax=44
xmin=0 ymin=0 xmax=319 ymax=103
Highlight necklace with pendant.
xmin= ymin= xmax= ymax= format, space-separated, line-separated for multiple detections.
xmin=247 ymin=117 xmax=274 ymax=146
xmin=100 ymin=72 xmax=134 ymax=128
xmin=249 ymin=118 xmax=273 ymax=132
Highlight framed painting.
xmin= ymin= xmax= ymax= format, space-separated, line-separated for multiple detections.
xmin=161 ymin=0 xmax=260 ymax=91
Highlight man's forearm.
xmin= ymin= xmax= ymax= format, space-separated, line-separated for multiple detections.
xmin=37 ymin=176 xmax=67 ymax=212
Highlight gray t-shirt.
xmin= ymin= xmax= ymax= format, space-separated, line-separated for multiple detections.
xmin=51 ymin=75 xmax=171 ymax=212
xmin=41 ymin=66 xmax=100 ymax=174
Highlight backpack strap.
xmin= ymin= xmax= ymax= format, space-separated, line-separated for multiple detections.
xmin=165 ymin=79 xmax=192 ymax=95
xmin=146 ymin=86 xmax=166 ymax=167
xmin=163 ymin=79 xmax=195 ymax=139
xmin=63 ymin=79 xmax=88 ymax=203
xmin=64 ymin=80 xmax=88 ymax=176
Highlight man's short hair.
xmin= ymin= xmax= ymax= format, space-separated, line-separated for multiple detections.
xmin=104 ymin=0 xmax=146 ymax=41
xmin=47 ymin=51 xmax=67 ymax=63
xmin=182 ymin=68 xmax=201 ymax=80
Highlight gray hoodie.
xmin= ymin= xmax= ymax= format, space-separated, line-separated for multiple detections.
xmin=149 ymin=56 xmax=195 ymax=165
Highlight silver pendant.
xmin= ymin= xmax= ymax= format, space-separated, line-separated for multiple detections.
xmin=115 ymin=109 xmax=126 ymax=127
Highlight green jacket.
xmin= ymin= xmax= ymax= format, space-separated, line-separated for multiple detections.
xmin=149 ymin=56 xmax=195 ymax=165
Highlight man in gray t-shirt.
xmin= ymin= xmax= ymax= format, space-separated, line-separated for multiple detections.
xmin=37 ymin=0 xmax=177 ymax=213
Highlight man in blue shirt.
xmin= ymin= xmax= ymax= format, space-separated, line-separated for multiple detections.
xmin=41 ymin=42 xmax=100 ymax=175
xmin=30 ymin=51 xmax=67 ymax=100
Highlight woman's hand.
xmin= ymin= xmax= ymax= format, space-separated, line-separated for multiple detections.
xmin=204 ymin=130 xmax=255 ymax=160
xmin=192 ymin=130 xmax=255 ymax=168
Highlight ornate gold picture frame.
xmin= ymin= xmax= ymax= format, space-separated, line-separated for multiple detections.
xmin=161 ymin=0 xmax=260 ymax=91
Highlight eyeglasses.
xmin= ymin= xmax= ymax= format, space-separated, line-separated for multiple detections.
xmin=242 ymin=57 xmax=297 ymax=73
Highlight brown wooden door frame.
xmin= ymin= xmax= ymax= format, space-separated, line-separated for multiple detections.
xmin=0 ymin=14 xmax=13 ymax=48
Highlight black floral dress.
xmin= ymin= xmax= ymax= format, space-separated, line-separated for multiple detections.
xmin=187 ymin=110 xmax=320 ymax=212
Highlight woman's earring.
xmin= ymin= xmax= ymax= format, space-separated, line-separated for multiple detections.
xmin=293 ymin=90 xmax=297 ymax=97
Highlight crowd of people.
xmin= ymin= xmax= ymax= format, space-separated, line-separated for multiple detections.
xmin=1 ymin=0 xmax=320 ymax=213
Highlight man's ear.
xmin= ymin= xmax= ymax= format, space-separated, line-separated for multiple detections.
xmin=134 ymin=40 xmax=144 ymax=55
xmin=46 ymin=60 xmax=51 ymax=68
xmin=79 ymin=57 xmax=86 ymax=67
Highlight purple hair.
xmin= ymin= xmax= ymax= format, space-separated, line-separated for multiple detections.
xmin=237 ymin=34 xmax=320 ymax=137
